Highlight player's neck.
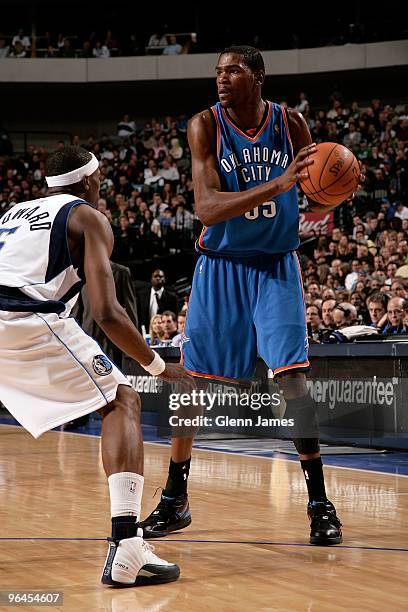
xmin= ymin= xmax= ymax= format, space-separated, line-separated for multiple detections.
xmin=47 ymin=188 xmax=85 ymax=199
xmin=226 ymin=97 xmax=266 ymax=132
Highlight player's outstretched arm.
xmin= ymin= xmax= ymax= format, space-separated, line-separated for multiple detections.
xmin=70 ymin=205 xmax=194 ymax=385
xmin=188 ymin=110 xmax=316 ymax=225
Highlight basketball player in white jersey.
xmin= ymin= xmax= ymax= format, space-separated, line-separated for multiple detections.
xmin=0 ymin=146 xmax=194 ymax=587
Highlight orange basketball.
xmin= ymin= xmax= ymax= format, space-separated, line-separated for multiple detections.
xmin=300 ymin=142 xmax=360 ymax=206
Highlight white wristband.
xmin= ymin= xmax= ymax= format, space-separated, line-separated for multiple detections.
xmin=143 ymin=351 xmax=166 ymax=376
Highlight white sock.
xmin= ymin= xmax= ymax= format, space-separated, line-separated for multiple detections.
xmin=108 ymin=472 xmax=144 ymax=520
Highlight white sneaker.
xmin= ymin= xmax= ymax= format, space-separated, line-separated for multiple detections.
xmin=101 ymin=528 xmax=180 ymax=586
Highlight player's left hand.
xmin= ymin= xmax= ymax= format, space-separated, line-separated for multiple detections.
xmin=159 ymin=363 xmax=197 ymax=391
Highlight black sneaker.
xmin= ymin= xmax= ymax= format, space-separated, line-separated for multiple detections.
xmin=308 ymin=500 xmax=343 ymax=545
xmin=140 ymin=493 xmax=191 ymax=539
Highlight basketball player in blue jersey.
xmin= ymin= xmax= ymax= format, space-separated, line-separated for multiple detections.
xmin=0 ymin=146 xmax=195 ymax=586
xmin=141 ymin=46 xmax=362 ymax=545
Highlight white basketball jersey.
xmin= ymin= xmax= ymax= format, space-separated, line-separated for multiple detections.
xmin=0 ymin=194 xmax=89 ymax=317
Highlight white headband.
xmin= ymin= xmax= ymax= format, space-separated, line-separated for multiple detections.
xmin=46 ymin=153 xmax=99 ymax=187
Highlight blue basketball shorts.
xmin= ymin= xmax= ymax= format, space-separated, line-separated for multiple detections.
xmin=181 ymin=251 xmax=309 ymax=381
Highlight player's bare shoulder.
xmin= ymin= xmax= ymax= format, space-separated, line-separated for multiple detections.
xmin=286 ymin=107 xmax=313 ymax=150
xmin=188 ymin=109 xmax=216 ymax=155
xmin=287 ymin=107 xmax=311 ymax=133
xmin=188 ymin=108 xmax=213 ymax=132
xmin=68 ymin=202 xmax=113 ymax=242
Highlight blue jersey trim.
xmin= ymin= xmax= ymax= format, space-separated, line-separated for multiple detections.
xmin=0 ymin=285 xmax=66 ymax=314
xmin=45 ymin=199 xmax=86 ymax=283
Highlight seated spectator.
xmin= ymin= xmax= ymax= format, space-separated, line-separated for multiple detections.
xmin=169 ymin=137 xmax=183 ymax=160
xmin=9 ymin=41 xmax=27 ymax=58
xmin=336 ymin=290 xmax=351 ymax=303
xmin=56 ymin=33 xmax=66 ymax=49
xmin=58 ymin=38 xmax=75 ymax=58
xmin=350 ymin=291 xmax=368 ymax=323
xmin=360 ymin=257 xmax=373 ymax=276
xmin=0 ymin=37 xmax=10 ymax=58
xmin=184 ymin=32 xmax=200 ymax=54
xmin=93 ymin=40 xmax=110 ymax=58
xmin=382 ymin=297 xmax=407 ymax=335
xmin=161 ymin=182 xmax=174 ymax=205
xmin=117 ymin=175 xmax=133 ymax=198
xmin=160 ymin=208 xmax=176 ymax=234
xmin=367 ymin=292 xmax=387 ymax=329
xmin=138 ymin=207 xmax=150 ymax=229
xmin=390 ymin=279 xmax=408 ymax=299
xmin=330 ymin=258 xmax=343 ymax=277
xmin=12 ymin=29 xmax=31 ymax=50
xmin=147 ymin=32 xmax=167 ymax=48
xmin=307 ymin=281 xmax=321 ymax=300
xmin=153 ymin=137 xmax=168 ymax=160
xmin=160 ymin=310 xmax=179 ymax=345
xmin=343 ymin=122 xmax=361 ymax=148
xmin=317 ymin=263 xmax=330 ymax=285
xmin=144 ymin=165 xmax=165 ymax=191
xmin=344 ymin=259 xmax=362 ymax=290
xmin=356 ymin=242 xmax=373 ymax=263
xmin=162 ymin=35 xmax=182 ymax=55
xmin=306 ymin=305 xmax=324 ymax=342
xmin=111 ymin=193 xmax=129 ymax=223
xmin=385 ymin=262 xmax=398 ymax=286
xmin=332 ymin=303 xmax=358 ymax=329
xmin=79 ymin=40 xmax=93 ymax=58
xmin=127 ymin=209 xmax=139 ymax=228
xmin=322 ymin=288 xmax=336 ymax=301
xmin=97 ymin=197 xmax=108 ymax=213
xmin=368 ymin=279 xmax=384 ymax=295
xmin=295 ymin=92 xmax=309 ymax=114
xmin=159 ymin=158 xmax=180 ymax=182
xmin=175 ymin=203 xmax=194 ymax=231
xmin=321 ymin=298 xmax=337 ymax=329
xmin=111 ymin=215 xmax=136 ymax=261
xmin=104 ymin=29 xmax=117 ymax=52
xmin=148 ymin=314 xmax=165 ymax=346
xmin=171 ymin=312 xmax=187 ymax=347
xmin=366 ymin=215 xmax=379 ymax=239
xmin=149 ymin=192 xmax=168 ymax=217
xmin=151 ymin=215 xmax=162 ymax=236
xmin=394 ymin=202 xmax=408 ymax=221
xmin=44 ymin=45 xmax=58 ymax=58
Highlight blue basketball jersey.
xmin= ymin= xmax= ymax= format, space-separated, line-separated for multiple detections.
xmin=197 ymin=101 xmax=299 ymax=257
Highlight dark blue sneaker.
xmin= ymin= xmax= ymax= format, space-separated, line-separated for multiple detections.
xmin=140 ymin=493 xmax=191 ymax=539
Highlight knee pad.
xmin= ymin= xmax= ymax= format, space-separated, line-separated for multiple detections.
xmin=284 ymin=394 xmax=319 ymax=439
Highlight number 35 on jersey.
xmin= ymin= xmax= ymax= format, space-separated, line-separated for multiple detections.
xmin=245 ymin=201 xmax=277 ymax=220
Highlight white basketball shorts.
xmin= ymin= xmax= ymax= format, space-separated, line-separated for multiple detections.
xmin=0 ymin=311 xmax=132 ymax=438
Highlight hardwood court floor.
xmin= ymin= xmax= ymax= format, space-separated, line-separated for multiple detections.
xmin=0 ymin=424 xmax=407 ymax=611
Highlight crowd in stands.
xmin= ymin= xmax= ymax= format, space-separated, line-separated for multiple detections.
xmin=292 ymin=93 xmax=408 ymax=340
xmin=0 ymin=93 xmax=407 ymax=342
xmin=0 ymin=113 xmax=198 ymax=260
xmin=1 ymin=14 xmax=406 ymax=58
xmin=0 ymin=29 xmax=198 ymax=58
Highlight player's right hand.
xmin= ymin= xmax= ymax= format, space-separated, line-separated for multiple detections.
xmin=276 ymin=143 xmax=316 ymax=193
xmin=159 ymin=363 xmax=196 ymax=390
